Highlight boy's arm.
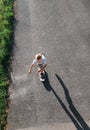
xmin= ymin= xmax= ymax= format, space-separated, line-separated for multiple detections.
xmin=42 ymin=64 xmax=47 ymax=70
xmin=28 ymin=63 xmax=34 ymax=73
xmin=39 ymin=64 xmax=47 ymax=72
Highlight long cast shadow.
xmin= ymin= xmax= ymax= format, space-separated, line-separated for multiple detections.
xmin=55 ymin=74 xmax=90 ymax=130
xmin=42 ymin=72 xmax=52 ymax=91
xmin=42 ymin=72 xmax=84 ymax=130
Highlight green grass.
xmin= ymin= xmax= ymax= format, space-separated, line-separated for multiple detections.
xmin=0 ymin=0 xmax=14 ymax=129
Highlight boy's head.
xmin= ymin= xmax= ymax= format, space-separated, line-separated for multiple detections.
xmin=35 ymin=53 xmax=42 ymax=62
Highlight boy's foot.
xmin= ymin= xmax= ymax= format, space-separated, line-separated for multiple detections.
xmin=39 ymin=72 xmax=45 ymax=81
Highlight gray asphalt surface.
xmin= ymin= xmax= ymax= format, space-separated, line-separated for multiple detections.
xmin=8 ymin=0 xmax=90 ymax=130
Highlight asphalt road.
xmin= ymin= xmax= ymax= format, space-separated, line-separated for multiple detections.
xmin=8 ymin=0 xmax=90 ymax=130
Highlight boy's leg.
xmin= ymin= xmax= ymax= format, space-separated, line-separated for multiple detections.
xmin=38 ymin=64 xmax=45 ymax=73
xmin=37 ymin=67 xmax=45 ymax=81
xmin=38 ymin=68 xmax=45 ymax=73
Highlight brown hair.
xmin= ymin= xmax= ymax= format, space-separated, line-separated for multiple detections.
xmin=35 ymin=53 xmax=42 ymax=60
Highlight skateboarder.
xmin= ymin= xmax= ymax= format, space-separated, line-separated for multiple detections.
xmin=28 ymin=53 xmax=47 ymax=81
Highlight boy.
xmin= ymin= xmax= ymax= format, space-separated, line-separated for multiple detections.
xmin=28 ymin=53 xmax=47 ymax=81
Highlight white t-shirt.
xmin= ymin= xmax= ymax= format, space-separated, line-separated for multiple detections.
xmin=33 ymin=55 xmax=47 ymax=66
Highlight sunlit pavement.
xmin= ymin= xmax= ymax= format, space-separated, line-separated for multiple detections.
xmin=8 ymin=0 xmax=90 ymax=130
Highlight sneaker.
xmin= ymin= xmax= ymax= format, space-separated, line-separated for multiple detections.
xmin=39 ymin=73 xmax=45 ymax=81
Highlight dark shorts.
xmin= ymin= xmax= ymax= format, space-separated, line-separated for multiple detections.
xmin=38 ymin=64 xmax=44 ymax=69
